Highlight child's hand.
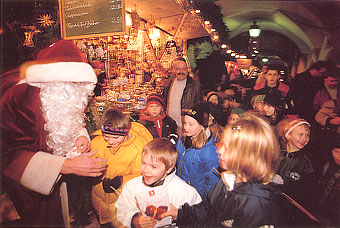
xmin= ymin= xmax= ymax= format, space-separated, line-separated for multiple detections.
xmin=158 ymin=203 xmax=178 ymax=221
xmin=75 ymin=135 xmax=91 ymax=153
xmin=132 ymin=212 xmax=157 ymax=228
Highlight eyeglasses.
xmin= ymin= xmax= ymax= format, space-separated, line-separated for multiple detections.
xmin=175 ymin=67 xmax=187 ymax=71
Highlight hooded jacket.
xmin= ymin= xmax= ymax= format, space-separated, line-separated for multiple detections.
xmin=176 ymin=131 xmax=220 ymax=197
xmin=91 ymin=122 xmax=152 ymax=225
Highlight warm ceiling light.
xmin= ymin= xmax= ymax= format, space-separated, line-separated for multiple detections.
xmin=226 ymin=49 xmax=232 ymax=54
xmin=221 ymin=44 xmax=227 ymax=49
xmin=249 ymin=21 xmax=261 ymax=38
xmin=211 ymin=28 xmax=216 ymax=32
xmin=213 ymin=35 xmax=219 ymax=40
xmin=231 ymin=53 xmax=236 ymax=56
xmin=204 ymin=21 xmax=210 ymax=25
xmin=195 ymin=9 xmax=201 ymax=13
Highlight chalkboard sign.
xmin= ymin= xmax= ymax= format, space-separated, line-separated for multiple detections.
xmin=59 ymin=0 xmax=125 ymax=39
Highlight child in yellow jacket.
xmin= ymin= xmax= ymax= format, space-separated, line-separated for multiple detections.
xmin=91 ymin=108 xmax=153 ymax=227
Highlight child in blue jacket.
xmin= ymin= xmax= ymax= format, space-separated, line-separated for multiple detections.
xmin=176 ymin=105 xmax=220 ymax=197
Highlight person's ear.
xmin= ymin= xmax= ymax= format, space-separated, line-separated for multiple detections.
xmin=286 ymin=134 xmax=291 ymax=141
xmin=166 ymin=166 xmax=174 ymax=174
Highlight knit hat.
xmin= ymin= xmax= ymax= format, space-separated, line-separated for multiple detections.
xmin=231 ymin=108 xmax=245 ymax=115
xmin=284 ymin=118 xmax=310 ymax=138
xmin=146 ymin=93 xmax=165 ymax=109
xmin=251 ymin=94 xmax=265 ymax=105
xmin=264 ymin=92 xmax=284 ymax=110
xmin=24 ymin=40 xmax=97 ymax=87
xmin=182 ymin=105 xmax=209 ymax=128
xmin=207 ymin=92 xmax=219 ymax=101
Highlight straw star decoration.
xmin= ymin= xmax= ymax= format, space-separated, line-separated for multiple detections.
xmin=37 ymin=14 xmax=55 ymax=27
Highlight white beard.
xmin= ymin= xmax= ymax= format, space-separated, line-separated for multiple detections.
xmin=39 ymin=82 xmax=93 ymax=156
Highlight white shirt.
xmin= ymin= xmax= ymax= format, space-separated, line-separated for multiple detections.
xmin=115 ymin=171 xmax=201 ymax=228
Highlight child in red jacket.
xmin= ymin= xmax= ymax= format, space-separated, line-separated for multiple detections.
xmin=139 ymin=93 xmax=178 ymax=144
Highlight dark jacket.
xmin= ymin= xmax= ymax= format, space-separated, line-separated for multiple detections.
xmin=163 ymin=76 xmax=202 ymax=110
xmin=177 ymin=179 xmax=286 ymax=227
xmin=287 ymin=70 xmax=324 ymax=123
xmin=276 ymin=148 xmax=319 ymax=212
xmin=317 ymin=160 xmax=340 ymax=226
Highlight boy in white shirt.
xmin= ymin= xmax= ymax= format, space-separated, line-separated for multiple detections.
xmin=116 ymin=138 xmax=201 ymax=228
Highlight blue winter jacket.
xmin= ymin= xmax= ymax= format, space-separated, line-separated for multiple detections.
xmin=176 ymin=135 xmax=220 ymax=197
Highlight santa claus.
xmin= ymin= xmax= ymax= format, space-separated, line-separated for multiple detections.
xmin=1 ymin=40 xmax=107 ymax=227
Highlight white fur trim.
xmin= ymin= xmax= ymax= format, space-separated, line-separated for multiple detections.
xmin=21 ymin=152 xmax=66 ymax=195
xmin=26 ymin=62 xmax=97 ymax=86
xmin=76 ymin=127 xmax=90 ymax=142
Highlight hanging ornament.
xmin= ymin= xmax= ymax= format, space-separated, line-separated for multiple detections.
xmin=37 ymin=14 xmax=55 ymax=27
xmin=22 ymin=26 xmax=40 ymax=47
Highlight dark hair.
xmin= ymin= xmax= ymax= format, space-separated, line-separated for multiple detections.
xmin=324 ymin=66 xmax=340 ymax=79
xmin=310 ymin=61 xmax=328 ymax=70
xmin=266 ymin=64 xmax=281 ymax=73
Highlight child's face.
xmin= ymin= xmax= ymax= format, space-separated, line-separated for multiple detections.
xmin=228 ymin=113 xmax=240 ymax=125
xmin=103 ymin=133 xmax=127 ymax=148
xmin=147 ymin=103 xmax=163 ymax=118
xmin=208 ymin=95 xmax=219 ymax=105
xmin=332 ymin=148 xmax=340 ymax=165
xmin=265 ymin=70 xmax=279 ymax=87
xmin=183 ymin=115 xmax=203 ymax=137
xmin=253 ymin=101 xmax=265 ymax=115
xmin=217 ymin=140 xmax=228 ymax=170
xmin=141 ymin=153 xmax=170 ymax=185
xmin=224 ymin=89 xmax=235 ymax=97
xmin=287 ymin=125 xmax=310 ymax=151
xmin=263 ymin=104 xmax=275 ymax=117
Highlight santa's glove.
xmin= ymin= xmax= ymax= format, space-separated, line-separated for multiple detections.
xmin=102 ymin=176 xmax=123 ymax=193
xmin=168 ymin=133 xmax=179 ymax=145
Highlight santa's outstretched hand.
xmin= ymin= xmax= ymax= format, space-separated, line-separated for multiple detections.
xmin=61 ymin=150 xmax=107 ymax=177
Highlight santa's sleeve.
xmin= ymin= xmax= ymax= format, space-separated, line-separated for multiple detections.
xmin=20 ymin=152 xmax=66 ymax=195
xmin=1 ymin=84 xmax=66 ymax=195
xmin=75 ymin=127 xmax=91 ymax=142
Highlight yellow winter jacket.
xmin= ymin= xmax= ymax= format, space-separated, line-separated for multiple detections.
xmin=91 ymin=122 xmax=153 ymax=225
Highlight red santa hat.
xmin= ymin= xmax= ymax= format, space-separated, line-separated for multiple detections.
xmin=24 ymin=40 xmax=97 ymax=87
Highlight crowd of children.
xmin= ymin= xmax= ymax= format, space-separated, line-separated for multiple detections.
xmin=80 ymin=60 xmax=340 ymax=228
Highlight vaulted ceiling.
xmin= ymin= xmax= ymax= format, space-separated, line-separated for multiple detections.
xmin=216 ymin=0 xmax=340 ymax=55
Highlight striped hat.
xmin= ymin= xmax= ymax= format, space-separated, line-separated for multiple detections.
xmin=146 ymin=93 xmax=165 ymax=109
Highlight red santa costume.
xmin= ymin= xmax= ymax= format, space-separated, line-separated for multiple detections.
xmin=1 ymin=40 xmax=97 ymax=227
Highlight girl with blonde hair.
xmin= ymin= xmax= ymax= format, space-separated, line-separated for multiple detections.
xmin=176 ymin=105 xmax=220 ymax=197
xmin=162 ymin=113 xmax=286 ymax=227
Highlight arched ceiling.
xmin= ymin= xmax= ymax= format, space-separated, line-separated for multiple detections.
xmin=216 ymin=0 xmax=340 ymax=55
